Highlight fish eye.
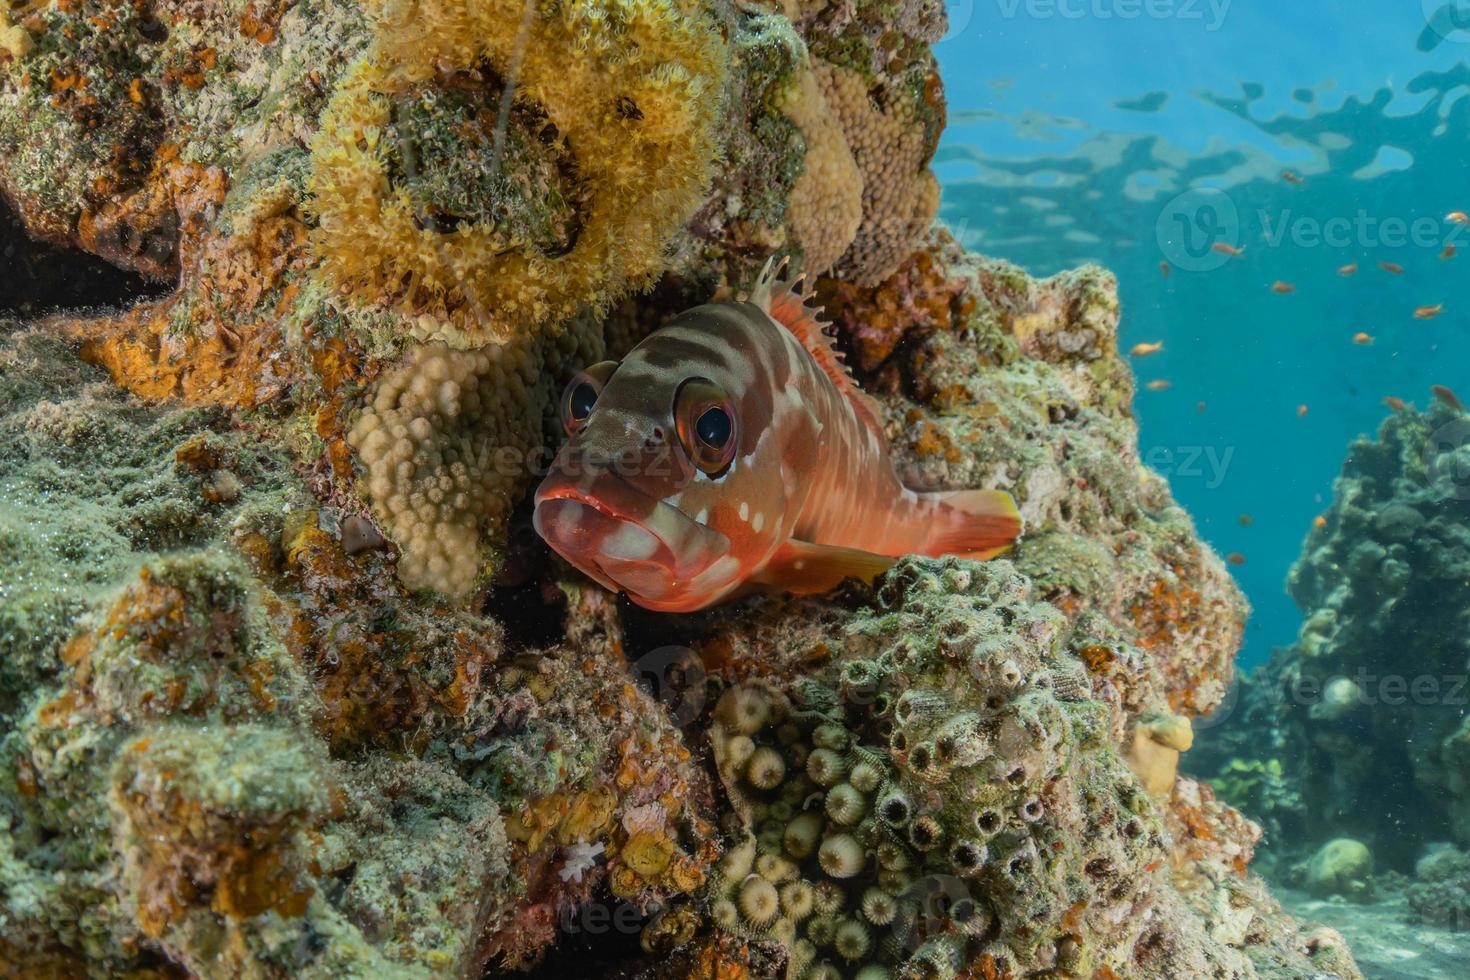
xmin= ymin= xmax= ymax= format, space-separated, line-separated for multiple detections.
xmin=695 ymin=406 xmax=732 ymax=449
xmin=675 ymin=377 xmax=737 ymax=476
xmin=560 ymin=360 xmax=619 ymax=435
xmin=568 ymin=382 xmax=598 ymax=422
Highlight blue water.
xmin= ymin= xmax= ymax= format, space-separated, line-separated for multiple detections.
xmin=935 ymin=1 xmax=1470 ymax=667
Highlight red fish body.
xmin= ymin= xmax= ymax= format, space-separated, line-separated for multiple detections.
xmin=533 ymin=260 xmax=1022 ymax=612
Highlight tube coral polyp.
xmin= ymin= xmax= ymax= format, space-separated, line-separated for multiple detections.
xmin=306 ymin=0 xmax=729 ymax=344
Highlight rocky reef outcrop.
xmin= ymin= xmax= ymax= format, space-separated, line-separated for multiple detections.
xmin=1 ymin=0 xmax=1361 ymax=976
xmin=1194 ymin=402 xmax=1470 ymax=873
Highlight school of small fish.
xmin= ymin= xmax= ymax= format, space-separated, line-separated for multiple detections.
xmin=1144 ymin=187 xmax=1466 ymax=567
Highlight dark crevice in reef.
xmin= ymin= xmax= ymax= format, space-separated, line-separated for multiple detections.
xmin=495 ymin=906 xmax=655 ymax=980
xmin=482 ymin=511 xmax=568 ymax=653
xmin=0 ymin=195 xmax=173 ymax=317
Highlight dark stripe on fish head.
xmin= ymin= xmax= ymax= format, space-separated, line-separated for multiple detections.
xmin=533 ymin=299 xmax=820 ymax=610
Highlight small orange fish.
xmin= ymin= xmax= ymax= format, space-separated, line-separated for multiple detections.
xmin=1297 ymin=404 xmax=1309 ymax=417
xmin=1442 ymin=245 xmax=1457 ymax=261
xmin=533 ymin=257 xmax=1021 ymax=611
xmin=1337 ymin=263 xmax=1358 ymax=276
xmin=1158 ymin=261 xmax=1172 ymax=278
xmin=1352 ymin=332 xmax=1375 ymax=345
xmin=1226 ymin=552 xmax=1247 ymax=567
xmin=1282 ymin=170 xmax=1304 ymax=185
xmin=1448 ymin=211 xmax=1469 ymax=225
xmin=1313 ymin=515 xmax=1328 ymax=530
xmin=1272 ymin=281 xmax=1296 ymax=295
xmin=1379 ymin=261 xmax=1405 ymax=275
xmin=1145 ymin=380 xmax=1172 ymax=391
xmin=1238 ymin=514 xmax=1253 ymax=526
xmin=1382 ymin=396 xmax=1407 ymax=411
xmin=1129 ymin=341 xmax=1165 ymax=358
xmin=1211 ymin=243 xmax=1244 ymax=258
xmin=1196 ymin=401 xmax=1207 ymax=414
xmin=1433 ymin=384 xmax=1465 ymax=412
xmin=1415 ymin=305 xmax=1444 ymax=320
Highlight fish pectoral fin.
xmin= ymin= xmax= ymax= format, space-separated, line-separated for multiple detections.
xmin=751 ymin=539 xmax=898 ymax=595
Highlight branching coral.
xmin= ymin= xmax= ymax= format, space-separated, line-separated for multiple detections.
xmin=307 ymin=0 xmax=730 ymax=344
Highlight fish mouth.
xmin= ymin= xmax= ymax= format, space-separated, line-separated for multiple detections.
xmin=533 ymin=480 xmax=730 ymax=600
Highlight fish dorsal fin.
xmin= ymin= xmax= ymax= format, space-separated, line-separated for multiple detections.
xmin=747 ymin=255 xmax=885 ymax=437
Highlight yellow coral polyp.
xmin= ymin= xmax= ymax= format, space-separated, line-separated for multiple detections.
xmin=0 ymin=11 xmax=33 ymax=64
xmin=307 ymin=0 xmax=729 ymax=343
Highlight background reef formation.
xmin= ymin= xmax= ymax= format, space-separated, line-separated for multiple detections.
xmin=1193 ymin=402 xmax=1470 ymax=884
xmin=0 ymin=0 xmax=1362 ymax=977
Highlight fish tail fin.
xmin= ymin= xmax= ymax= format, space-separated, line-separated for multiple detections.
xmin=918 ymin=489 xmax=1023 ymax=560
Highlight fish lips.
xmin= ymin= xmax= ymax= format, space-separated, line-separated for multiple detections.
xmin=533 ymin=477 xmax=730 ymax=600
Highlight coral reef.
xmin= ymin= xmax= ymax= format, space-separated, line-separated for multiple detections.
xmin=0 ymin=0 xmax=957 ymax=594
xmin=700 ymin=559 xmax=1219 ymax=977
xmin=0 ymin=0 xmax=1366 ymax=974
xmin=1193 ymin=402 xmax=1470 ymax=871
xmin=1408 ymin=847 xmax=1470 ymax=930
xmin=0 ymin=326 xmax=714 ymax=975
xmin=1295 ymin=839 xmax=1374 ymax=900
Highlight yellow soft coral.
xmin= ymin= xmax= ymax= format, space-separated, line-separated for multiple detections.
xmin=307 ymin=0 xmax=729 ymax=345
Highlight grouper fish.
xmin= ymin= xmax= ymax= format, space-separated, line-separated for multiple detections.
xmin=533 ymin=258 xmax=1022 ymax=612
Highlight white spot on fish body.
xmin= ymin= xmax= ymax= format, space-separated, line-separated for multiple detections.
xmin=691 ymin=554 xmax=743 ymax=592
xmin=602 ymin=523 xmax=660 ymax=561
xmin=752 ymin=511 xmax=764 ymax=532
xmin=739 ymin=501 xmax=750 ymax=521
